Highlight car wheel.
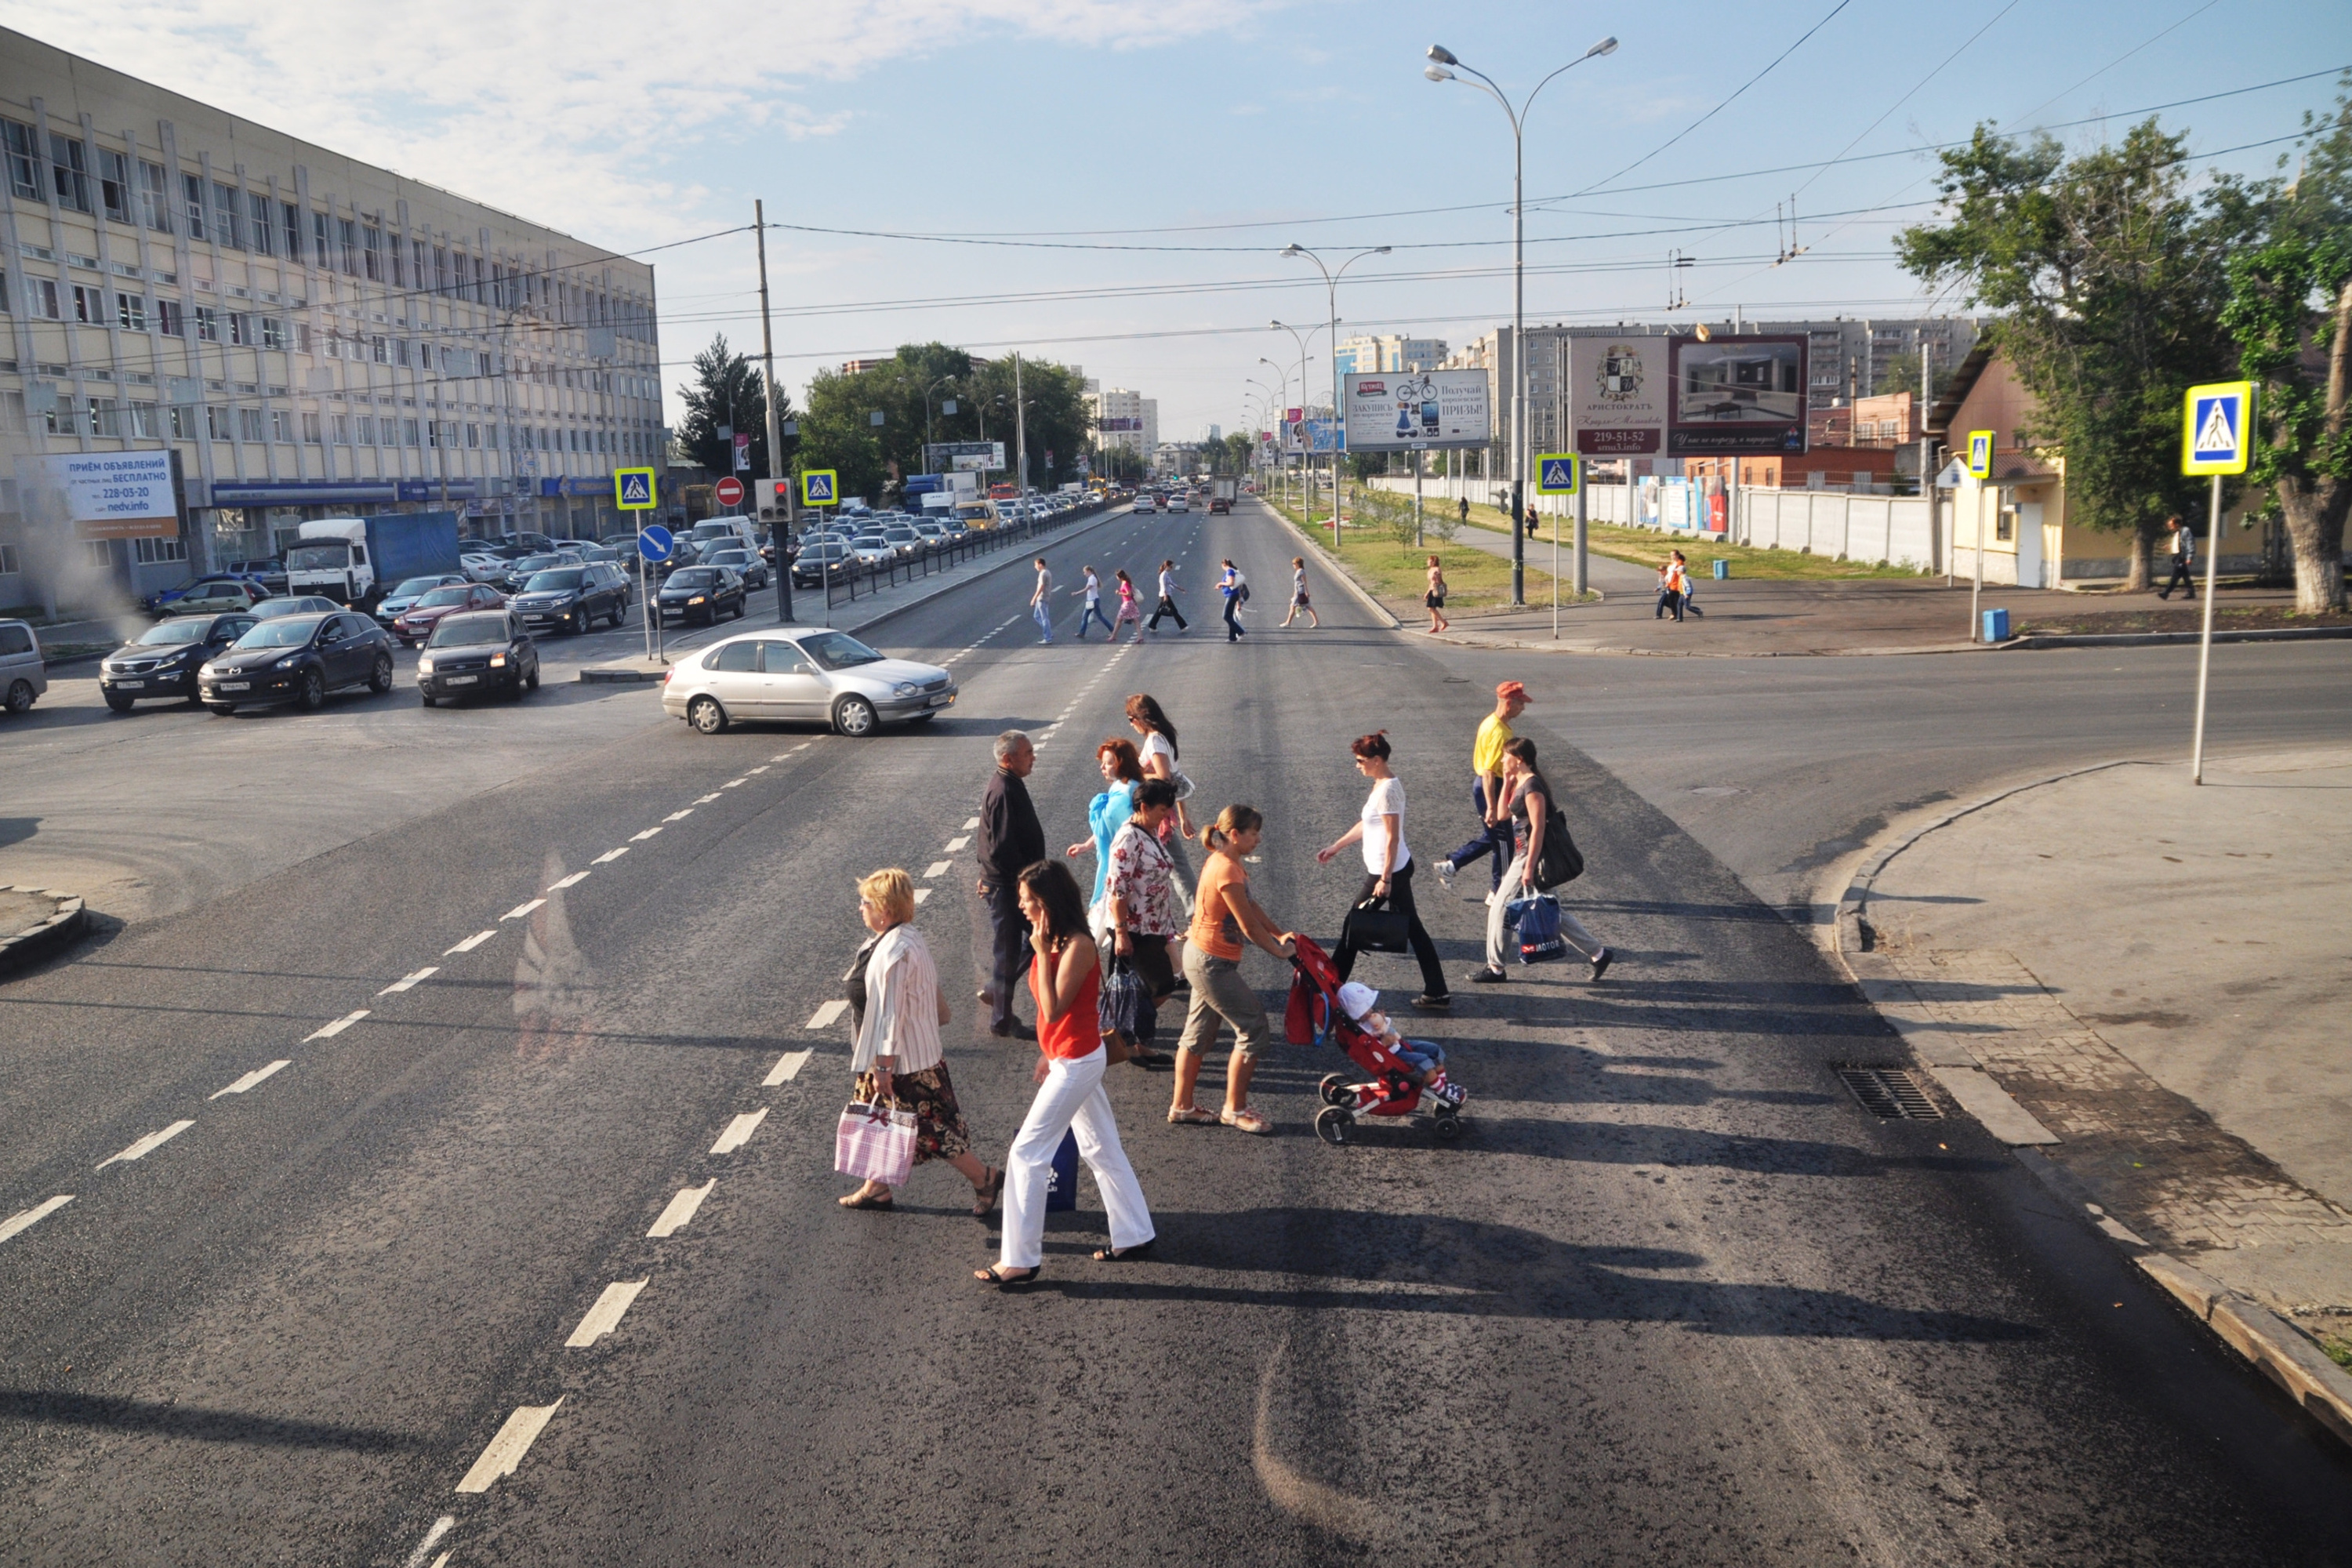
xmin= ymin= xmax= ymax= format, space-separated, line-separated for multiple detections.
xmin=369 ymin=652 xmax=394 ymax=694
xmin=688 ymin=695 xmax=728 ymax=735
xmin=104 ymin=692 xmax=136 ymax=714
xmin=2 ymin=680 xmax=31 ymax=715
xmin=525 ymin=664 xmax=540 ymax=691
xmin=833 ymin=694 xmax=878 ymax=738
xmin=420 ymin=692 xmax=437 ymax=707
xmin=571 ymin=609 xmax=588 ymax=635
xmin=296 ymin=668 xmax=326 ymax=711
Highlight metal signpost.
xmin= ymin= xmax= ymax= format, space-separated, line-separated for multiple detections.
xmin=631 ymin=517 xmax=671 ymax=666
xmin=1964 ymin=431 xmax=1994 ymax=641
xmin=1536 ymin=452 xmax=1580 ymax=639
xmin=2182 ymin=380 xmax=2253 ymax=784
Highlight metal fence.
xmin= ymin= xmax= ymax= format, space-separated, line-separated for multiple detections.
xmin=808 ymin=499 xmax=1109 ymax=611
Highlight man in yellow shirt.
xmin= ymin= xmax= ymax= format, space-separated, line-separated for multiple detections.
xmin=1436 ymin=680 xmax=1528 ymax=895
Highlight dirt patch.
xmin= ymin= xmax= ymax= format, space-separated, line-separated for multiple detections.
xmin=2017 ymin=604 xmax=2352 ymax=636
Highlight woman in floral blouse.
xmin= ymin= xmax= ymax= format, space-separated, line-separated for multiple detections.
xmin=1104 ymin=778 xmax=1184 ymax=1065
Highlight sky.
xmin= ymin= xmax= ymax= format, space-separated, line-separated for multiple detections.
xmin=10 ymin=0 xmax=2350 ymax=442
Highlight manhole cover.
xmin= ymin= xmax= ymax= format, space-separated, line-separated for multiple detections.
xmin=1835 ymin=1065 xmax=1942 ymax=1120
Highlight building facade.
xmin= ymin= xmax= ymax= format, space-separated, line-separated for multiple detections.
xmin=1086 ymin=384 xmax=1156 ymax=456
xmin=1334 ymin=334 xmax=1448 ymax=376
xmin=0 ymin=27 xmax=662 ymax=613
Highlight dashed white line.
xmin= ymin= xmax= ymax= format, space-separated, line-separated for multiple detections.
xmin=804 ymin=999 xmax=849 ymax=1031
xmin=763 ymin=1049 xmax=813 ymax=1086
xmin=664 ymin=809 xmax=694 ymax=822
xmin=210 ymin=1061 xmax=291 ymax=1099
xmin=647 ymin=1180 xmax=714 ymax=1238
xmin=592 ymin=847 xmax=629 ymax=865
xmin=0 ymin=1194 xmax=73 ymax=1245
xmin=503 ymin=898 xmax=545 ymax=921
xmin=770 ymin=753 xmax=794 ymax=761
xmin=454 ymin=1399 xmax=564 ymax=1494
xmin=550 ymin=870 xmax=590 ymax=890
xmin=720 ymin=779 xmax=747 ymax=789
xmin=710 ymin=1109 xmax=768 ymax=1155
xmin=564 ymin=1279 xmax=648 ymax=1348
xmin=964 ymin=816 xmax=980 ymax=830
xmin=945 ymin=836 xmax=971 ymax=851
xmin=445 ymin=930 xmax=497 ymax=954
xmin=378 ymin=967 xmax=437 ymax=996
xmin=695 ymin=792 xmax=721 ymax=804
xmin=630 ymin=826 xmax=664 ymax=842
xmin=922 ymin=861 xmax=950 ymax=878
xmin=399 ymin=1515 xmax=456 ymax=1568
xmin=304 ymin=1009 xmax=371 ymax=1041
xmin=747 ymin=764 xmax=769 ymax=774
xmin=96 ymin=1120 xmax=195 ymax=1170
xmin=913 ymin=887 xmax=932 ymax=905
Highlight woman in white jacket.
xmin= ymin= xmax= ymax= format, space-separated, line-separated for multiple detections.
xmin=840 ymin=868 xmax=1004 ymax=1217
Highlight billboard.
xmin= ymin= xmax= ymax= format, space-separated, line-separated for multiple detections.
xmin=1568 ymin=336 xmax=1668 ymax=456
xmin=13 ymin=449 xmax=180 ymax=539
xmin=1098 ymin=417 xmax=1145 ymax=433
xmin=1666 ymin=334 xmax=1809 ymax=456
xmin=1341 ymin=369 xmax=1491 ymax=451
xmin=924 ymin=441 xmax=1006 ymax=472
xmin=1301 ymin=419 xmax=1344 ymax=454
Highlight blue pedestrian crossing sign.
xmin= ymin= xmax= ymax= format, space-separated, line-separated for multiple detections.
xmin=801 ymin=469 xmax=839 ymax=506
xmin=1536 ymin=453 xmax=1581 ymax=495
xmin=1965 ymin=430 xmax=1994 ymax=481
xmin=2182 ymin=380 xmax=2254 ymax=476
xmin=614 ymin=466 xmax=657 ymax=511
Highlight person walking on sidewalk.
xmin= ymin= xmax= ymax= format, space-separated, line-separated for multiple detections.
xmin=2159 ymin=516 xmax=2197 ymax=601
xmin=1457 ymin=496 xmax=1469 ymax=528
xmin=1318 ymin=731 xmax=1449 ymax=1009
xmin=1282 ymin=557 xmax=1320 ymax=628
xmin=1436 ymin=680 xmax=1526 ymax=895
xmin=1110 ymin=568 xmax=1145 ymax=642
xmin=975 ymin=730 xmax=1044 ymax=1039
xmin=1147 ymin=558 xmax=1189 ymax=633
xmin=1170 ymin=805 xmax=1297 ymax=1134
xmin=979 ymin=860 xmax=1156 ymax=1287
xmin=1029 ymin=557 xmax=1056 ymax=643
xmin=1070 ymin=564 xmax=1115 ymax=641
xmin=1468 ymin=738 xmax=1612 ymax=986
xmin=1655 ymin=554 xmax=1686 ymax=622
xmin=1218 ymin=559 xmax=1249 ymax=642
xmin=1424 ymin=555 xmax=1450 ymax=634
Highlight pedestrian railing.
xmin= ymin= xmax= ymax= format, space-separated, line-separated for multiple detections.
xmin=812 ymin=501 xmax=1108 ymax=611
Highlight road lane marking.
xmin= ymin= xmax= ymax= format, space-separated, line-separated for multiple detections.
xmin=748 ymin=765 xmax=769 ymax=774
xmin=710 ymin=1109 xmax=768 ymax=1154
xmin=720 ymin=779 xmax=747 ymax=789
xmin=647 ymin=1180 xmax=714 ymax=1237
xmin=763 ymin=1049 xmax=813 ymax=1086
xmin=593 ymin=847 xmax=629 ymax=865
xmin=0 ymin=1195 xmax=73 ymax=1245
xmin=922 ymin=861 xmax=950 ymax=878
xmin=96 ymin=1120 xmax=195 ymax=1169
xmin=378 ymin=967 xmax=438 ymax=996
xmin=211 ymin=1061 xmax=291 ymax=1098
xmin=913 ymin=887 xmax=932 ymax=904
xmin=630 ymin=826 xmax=664 ymax=842
xmin=454 ymin=1399 xmax=564 ymax=1494
xmin=770 ymin=753 xmax=793 ymax=760
xmin=304 ymin=1010 xmax=371 ymax=1041
xmin=804 ymin=999 xmax=848 ymax=1030
xmin=695 ymin=792 xmax=721 ymax=803
xmin=503 ymin=898 xmax=545 ymax=920
xmin=945 ymin=836 xmax=970 ymax=851
xmin=564 ymin=1279 xmax=649 ymax=1348
xmin=664 ymin=809 xmax=694 ymax=822
xmin=445 ymin=930 xmax=496 ymax=954
xmin=400 ymin=1516 xmax=455 ymax=1568
xmin=550 ymin=870 xmax=590 ymax=890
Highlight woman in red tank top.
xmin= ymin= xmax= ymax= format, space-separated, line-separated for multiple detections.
xmin=979 ymin=861 xmax=1156 ymax=1287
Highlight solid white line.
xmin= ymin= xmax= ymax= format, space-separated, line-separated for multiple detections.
xmin=710 ymin=1109 xmax=768 ymax=1155
xmin=564 ymin=1279 xmax=648 ymax=1348
xmin=695 ymin=792 xmax=721 ymax=804
xmin=944 ymin=836 xmax=970 ymax=851
xmin=503 ymin=898 xmax=545 ymax=920
xmin=96 ymin=1120 xmax=195 ymax=1170
xmin=720 ymin=779 xmax=746 ymax=789
xmin=664 ymin=809 xmax=694 ymax=822
xmin=400 ymin=1515 xmax=456 ymax=1568
xmin=922 ymin=861 xmax=950 ymax=878
xmin=210 ymin=1060 xmax=292 ymax=1098
xmin=964 ymin=816 xmax=980 ymax=830
xmin=913 ymin=887 xmax=932 ymax=905
xmin=630 ymin=826 xmax=664 ymax=842
xmin=804 ymin=998 xmax=849 ymax=1030
xmin=445 ymin=930 xmax=496 ymax=954
xmin=646 ymin=1179 xmax=714 ymax=1237
xmin=303 ymin=1009 xmax=370 ymax=1041
xmin=377 ymin=967 xmax=437 ymax=996
xmin=791 ymin=743 xmax=811 ymax=752
xmin=763 ymin=1049 xmax=813 ymax=1087
xmin=0 ymin=1194 xmax=73 ymax=1245
xmin=550 ymin=870 xmax=590 ymax=890
xmin=592 ymin=847 xmax=628 ymax=865
xmin=454 ymin=1399 xmax=564 ymax=1494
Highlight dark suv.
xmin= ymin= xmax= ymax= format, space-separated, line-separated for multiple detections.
xmin=100 ymin=610 xmax=257 ymax=710
xmin=511 ymin=562 xmax=632 ymax=634
xmin=197 ymin=612 xmax=396 ymax=713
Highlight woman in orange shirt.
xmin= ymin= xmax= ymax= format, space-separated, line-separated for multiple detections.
xmin=979 ymin=860 xmax=1156 ymax=1287
xmin=1170 ymin=805 xmax=1298 ymax=1135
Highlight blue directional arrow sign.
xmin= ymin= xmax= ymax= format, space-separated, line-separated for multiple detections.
xmin=637 ymin=523 xmax=674 ymax=564
xmin=2182 ymin=380 xmax=2253 ymax=476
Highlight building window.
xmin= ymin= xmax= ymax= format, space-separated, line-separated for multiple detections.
xmin=338 ymin=217 xmax=359 ymax=276
xmin=261 ymin=316 xmax=284 ymax=350
xmin=90 ymin=399 xmax=122 ymax=437
xmin=248 ymin=192 xmax=274 ymax=256
xmin=1995 ymin=510 xmax=2016 ymax=543
xmin=431 ymin=246 xmax=448 ymax=295
xmin=302 ymin=411 xmax=321 ymax=443
xmin=183 ymin=173 xmax=207 ymax=241
xmin=31 ymin=278 xmax=57 ymax=318
xmin=281 ymin=201 xmax=302 ymax=261
xmin=116 ymin=292 xmax=146 ymax=331
xmin=313 ymin=210 xmax=331 ymax=269
xmin=371 ymin=334 xmax=388 ymax=364
xmin=295 ymin=322 xmax=310 ymax=353
xmin=194 ymin=304 xmax=218 ymax=341
xmin=49 ymin=133 xmax=90 ymax=212
xmin=0 ymin=543 xmax=16 ymax=576
xmin=358 ymin=415 xmax=377 ymax=445
xmin=329 ymin=413 xmax=349 ymax=444
xmin=169 ymin=404 xmax=194 ymax=439
xmin=404 ymin=418 xmax=420 ymax=446
xmin=85 ymin=539 xmax=114 ymax=570
xmin=133 ymin=535 xmax=188 ymax=564
xmin=98 ymin=147 xmax=132 ymax=223
xmin=2 ymin=121 xmax=36 ymax=199
xmin=228 ymin=313 xmax=252 ymax=346
xmin=238 ymin=407 xmax=264 ymax=442
xmin=140 ymin=161 xmax=170 ymax=231
xmin=268 ymin=408 xmax=290 ymax=442
xmin=130 ymin=401 xmax=159 ymax=437
xmin=71 ymin=284 xmax=100 ymax=323
xmin=462 ymin=423 xmax=478 ymax=448
xmin=157 ymin=299 xmax=183 ymax=337
xmin=205 ymin=405 xmax=230 ymax=441
xmin=362 ymin=225 xmax=383 ymax=281
xmin=211 ymin=183 xmax=242 ymax=249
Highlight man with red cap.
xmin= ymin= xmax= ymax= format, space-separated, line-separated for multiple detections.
xmin=1436 ymin=680 xmax=1528 ymax=896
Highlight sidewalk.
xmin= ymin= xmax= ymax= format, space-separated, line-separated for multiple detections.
xmin=1837 ymin=748 xmax=2352 ymax=1436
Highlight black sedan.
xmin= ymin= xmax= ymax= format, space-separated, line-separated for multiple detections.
xmin=699 ymin=547 xmax=771 ymax=590
xmin=100 ymin=611 xmax=258 ymax=711
xmin=417 ymin=611 xmax=539 ymax=705
xmin=654 ymin=566 xmax=747 ymax=626
xmin=197 ymin=611 xmax=397 ymax=714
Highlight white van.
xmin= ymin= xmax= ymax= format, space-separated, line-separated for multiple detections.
xmin=1 ymin=619 xmax=46 ymax=714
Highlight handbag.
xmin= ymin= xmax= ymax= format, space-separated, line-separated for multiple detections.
xmin=1099 ymin=950 xmax=1151 ymax=1049
xmin=1511 ymin=894 xmax=1569 ymax=965
xmin=1341 ymin=895 xmax=1412 ymax=954
xmin=1534 ymin=815 xmax=1584 ymax=889
xmin=834 ymin=1098 xmax=916 ymax=1188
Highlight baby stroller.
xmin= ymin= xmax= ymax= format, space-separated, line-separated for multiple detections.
xmin=1286 ymin=934 xmax=1468 ymax=1145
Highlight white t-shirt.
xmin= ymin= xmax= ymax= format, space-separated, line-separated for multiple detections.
xmin=1138 ymin=730 xmax=1175 ymax=772
xmin=1157 ymin=568 xmax=1178 ymax=599
xmin=1359 ymin=776 xmax=1410 ymax=875
xmin=1081 ymin=569 xmax=1101 ymax=604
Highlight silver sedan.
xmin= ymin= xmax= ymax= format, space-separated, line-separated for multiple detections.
xmin=660 ymin=628 xmax=956 ymax=737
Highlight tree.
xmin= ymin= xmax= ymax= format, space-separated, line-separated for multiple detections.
xmin=1897 ymin=120 xmax=2259 ymax=589
xmin=1873 ymin=348 xmax=1926 ymax=399
xmin=2223 ymin=81 xmax=2352 ymax=612
xmin=796 ymin=344 xmax=1094 ymax=501
xmin=676 ymin=335 xmax=777 ymax=478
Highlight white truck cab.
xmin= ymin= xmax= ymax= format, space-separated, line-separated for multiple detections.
xmin=285 ymin=517 xmax=375 ymax=604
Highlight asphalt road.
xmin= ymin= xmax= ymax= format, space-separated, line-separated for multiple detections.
xmin=2 ymin=497 xmax=2348 ymax=1566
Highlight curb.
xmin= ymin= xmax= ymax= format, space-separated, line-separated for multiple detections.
xmin=2008 ymin=625 xmax=2352 ymax=649
xmin=1260 ymin=501 xmax=1404 ymax=632
xmin=0 ymin=885 xmax=89 ymax=978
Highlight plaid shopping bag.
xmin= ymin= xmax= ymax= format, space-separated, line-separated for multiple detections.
xmin=834 ymin=1099 xmax=916 ymax=1188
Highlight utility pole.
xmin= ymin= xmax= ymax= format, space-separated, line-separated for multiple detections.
xmin=1013 ymin=352 xmax=1029 ymax=536
xmin=754 ymin=198 xmax=793 ymax=622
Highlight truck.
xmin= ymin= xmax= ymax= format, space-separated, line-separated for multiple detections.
xmin=285 ymin=512 xmax=464 ymax=608
xmin=1209 ymin=477 xmax=1237 ymax=514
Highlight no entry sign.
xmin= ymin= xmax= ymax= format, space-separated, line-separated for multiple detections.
xmin=713 ymin=476 xmax=746 ymax=508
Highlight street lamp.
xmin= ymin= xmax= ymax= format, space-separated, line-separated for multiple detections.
xmin=1279 ymin=247 xmax=1389 ymax=547
xmin=1426 ymin=34 xmax=1618 ymax=604
xmin=923 ymin=376 xmax=959 ymax=463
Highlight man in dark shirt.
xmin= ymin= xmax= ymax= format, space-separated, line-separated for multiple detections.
xmin=975 ymin=728 xmax=1044 ymax=1037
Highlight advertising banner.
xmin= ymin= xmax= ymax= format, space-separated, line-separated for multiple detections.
xmin=1098 ymin=417 xmax=1145 ymax=433
xmin=924 ymin=441 xmax=1006 ymax=472
xmin=1568 ymin=337 xmax=1668 ymax=456
xmin=1302 ymin=419 xmax=1344 ymax=455
xmin=13 ymin=450 xmax=180 ymax=539
xmin=1341 ymin=369 xmax=1490 ymax=451
xmin=1665 ymin=334 xmax=1809 ymax=456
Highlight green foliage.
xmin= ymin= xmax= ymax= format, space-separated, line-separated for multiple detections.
xmin=1874 ymin=348 xmax=1926 ymax=399
xmin=676 ymin=335 xmax=793 ymax=478
xmin=799 ymin=344 xmax=1094 ymax=502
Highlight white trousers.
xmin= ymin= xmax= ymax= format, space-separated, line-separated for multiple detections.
xmin=1000 ymin=1046 xmax=1155 ymax=1270
xmin=1486 ymin=853 xmax=1603 ymax=970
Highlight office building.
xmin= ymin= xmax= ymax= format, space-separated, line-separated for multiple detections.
xmin=1087 ymin=385 xmax=1156 ymax=456
xmin=1334 ymin=334 xmax=1448 ymax=376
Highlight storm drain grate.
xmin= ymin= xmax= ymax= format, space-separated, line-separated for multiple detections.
xmin=1835 ymin=1065 xmax=1943 ymax=1120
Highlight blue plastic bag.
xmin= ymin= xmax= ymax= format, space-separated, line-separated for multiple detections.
xmin=1512 ymin=893 xmax=1568 ymax=965
xmin=1045 ymin=1128 xmax=1080 ymax=1211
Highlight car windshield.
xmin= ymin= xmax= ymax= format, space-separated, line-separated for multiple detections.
xmin=417 ymin=586 xmax=474 ymax=608
xmin=525 ymin=570 xmax=586 ymax=592
xmin=667 ymin=569 xmax=716 ymax=589
xmin=430 ymin=615 xmax=510 ymax=648
xmin=252 ymin=598 xmax=328 ymax=619
xmin=798 ymin=631 xmax=883 ymax=670
xmin=285 ymin=543 xmax=348 ymax=570
xmin=706 ymin=551 xmax=749 ymax=564
xmin=390 ymin=576 xmax=447 ymax=597
xmin=234 ymin=619 xmax=320 ymax=648
xmin=136 ymin=619 xmax=209 ymax=646
xmin=514 ymin=554 xmax=562 ymax=573
xmin=691 ymin=524 xmax=738 ymax=541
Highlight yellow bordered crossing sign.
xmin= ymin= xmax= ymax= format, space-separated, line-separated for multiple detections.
xmin=1964 ymin=430 xmax=1994 ymax=481
xmin=801 ymin=470 xmax=839 ymax=506
xmin=2182 ymin=380 xmax=2254 ymax=476
xmin=613 ymin=467 xmax=657 ymax=510
xmin=1535 ymin=453 xmax=1581 ymax=495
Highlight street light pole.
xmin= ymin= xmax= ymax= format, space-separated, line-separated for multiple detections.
xmin=1279 ymin=249 xmax=1388 ymax=550
xmin=1426 ymin=35 xmax=1618 ymax=606
xmin=1269 ymin=321 xmax=1328 ymax=514
xmin=753 ymin=198 xmax=793 ymax=622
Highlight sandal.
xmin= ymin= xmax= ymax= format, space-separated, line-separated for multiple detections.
xmin=1093 ymin=1240 xmax=1156 ymax=1263
xmin=1219 ymin=1107 xmax=1272 ymax=1135
xmin=838 ymin=1189 xmax=895 ymax=1210
xmin=971 ymin=1167 xmax=1004 ymax=1221
xmin=1126 ymin=1047 xmax=1167 ymax=1068
xmin=1167 ymin=1105 xmax=1219 ymax=1125
xmin=975 ymin=1263 xmax=1041 ymax=1290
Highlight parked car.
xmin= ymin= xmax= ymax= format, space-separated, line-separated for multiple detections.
xmin=100 ymin=611 xmax=257 ymax=711
xmin=376 ymin=572 xmax=471 ymax=627
xmin=224 ymin=557 xmax=289 ymax=596
xmin=699 ymin=547 xmax=770 ymax=590
xmin=599 ymin=533 xmax=641 ymax=553
xmin=459 ymin=551 xmax=511 ymax=583
xmin=662 ymin=627 xmax=957 ymax=737
xmin=417 ymin=611 xmax=539 ymax=705
xmin=654 ymin=566 xmax=747 ymax=626
xmin=0 ymin=619 xmax=45 ymax=714
xmin=151 ymin=575 xmax=270 ymax=618
xmin=497 ymin=551 xmax=583 ymax=593
xmin=512 ymin=562 xmax=633 ymax=635
xmin=197 ymin=611 xmax=396 ymax=713
xmin=791 ymin=540 xmax=853 ymax=589
xmin=393 ymin=583 xmax=509 ymax=645
xmin=250 ymin=595 xmax=347 ymax=621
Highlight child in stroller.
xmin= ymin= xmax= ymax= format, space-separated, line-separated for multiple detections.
xmin=1287 ymin=934 xmax=1467 ymax=1145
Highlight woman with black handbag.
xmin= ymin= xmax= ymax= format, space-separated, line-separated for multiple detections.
xmin=1317 ymin=731 xmax=1450 ymax=1010
xmin=1468 ymin=739 xmax=1613 ymax=985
